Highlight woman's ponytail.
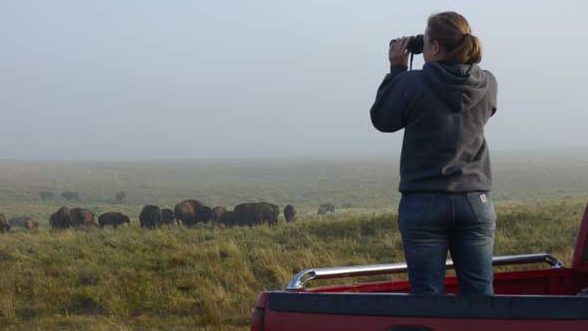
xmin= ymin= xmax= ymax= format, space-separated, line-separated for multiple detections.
xmin=427 ymin=12 xmax=482 ymax=65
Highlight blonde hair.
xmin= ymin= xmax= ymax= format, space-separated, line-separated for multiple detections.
xmin=427 ymin=11 xmax=482 ymax=64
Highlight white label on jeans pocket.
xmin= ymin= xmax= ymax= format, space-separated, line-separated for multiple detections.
xmin=480 ymin=193 xmax=488 ymax=204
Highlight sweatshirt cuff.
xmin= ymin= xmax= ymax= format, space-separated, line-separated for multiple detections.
xmin=390 ymin=64 xmax=408 ymax=75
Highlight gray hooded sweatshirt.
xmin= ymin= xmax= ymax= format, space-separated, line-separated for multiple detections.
xmin=370 ymin=62 xmax=497 ymax=193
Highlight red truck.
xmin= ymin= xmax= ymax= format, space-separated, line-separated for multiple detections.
xmin=251 ymin=202 xmax=588 ymax=331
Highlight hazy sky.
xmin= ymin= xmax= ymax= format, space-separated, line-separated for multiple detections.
xmin=1 ymin=0 xmax=586 ymax=159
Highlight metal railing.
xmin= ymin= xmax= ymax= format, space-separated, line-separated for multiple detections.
xmin=286 ymin=253 xmax=564 ymax=290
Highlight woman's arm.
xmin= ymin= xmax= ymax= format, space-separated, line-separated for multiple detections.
xmin=370 ymin=66 xmax=413 ymax=132
xmin=370 ymin=37 xmax=418 ymax=133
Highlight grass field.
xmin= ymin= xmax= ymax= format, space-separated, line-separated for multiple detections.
xmin=0 ymin=153 xmax=586 ymax=330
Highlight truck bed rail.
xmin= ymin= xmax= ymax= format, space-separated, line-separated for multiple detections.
xmin=287 ymin=253 xmax=564 ymax=290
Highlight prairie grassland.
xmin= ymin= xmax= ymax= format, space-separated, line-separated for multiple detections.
xmin=0 ymin=199 xmax=585 ymax=330
xmin=0 ymin=156 xmax=586 ymax=330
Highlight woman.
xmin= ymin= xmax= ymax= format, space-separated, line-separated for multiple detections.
xmin=370 ymin=11 xmax=497 ymax=296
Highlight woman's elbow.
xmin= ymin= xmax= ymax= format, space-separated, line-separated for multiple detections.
xmin=371 ymin=117 xmax=402 ymax=133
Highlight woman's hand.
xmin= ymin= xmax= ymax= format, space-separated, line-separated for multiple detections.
xmin=389 ymin=36 xmax=411 ymax=67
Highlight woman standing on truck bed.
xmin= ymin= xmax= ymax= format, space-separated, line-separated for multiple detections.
xmin=370 ymin=11 xmax=497 ymax=296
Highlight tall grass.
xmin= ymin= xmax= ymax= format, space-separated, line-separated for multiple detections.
xmin=0 ymin=157 xmax=586 ymax=329
xmin=0 ymin=198 xmax=584 ymax=330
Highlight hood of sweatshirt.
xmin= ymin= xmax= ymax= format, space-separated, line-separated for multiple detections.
xmin=423 ymin=62 xmax=490 ymax=112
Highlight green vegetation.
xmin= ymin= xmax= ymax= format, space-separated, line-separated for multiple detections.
xmin=0 ymin=199 xmax=585 ymax=330
xmin=0 ymin=155 xmax=586 ymax=329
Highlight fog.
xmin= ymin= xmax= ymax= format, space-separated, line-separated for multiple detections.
xmin=1 ymin=0 xmax=586 ymax=160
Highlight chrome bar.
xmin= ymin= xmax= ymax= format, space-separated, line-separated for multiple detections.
xmin=286 ymin=253 xmax=563 ymax=290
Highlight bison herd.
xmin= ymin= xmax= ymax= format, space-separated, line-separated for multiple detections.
xmin=0 ymin=199 xmax=340 ymax=232
xmin=0 ymin=214 xmax=39 ymax=232
xmin=136 ymin=200 xmax=283 ymax=229
xmin=49 ymin=207 xmax=98 ymax=228
xmin=45 ymin=200 xmax=287 ymax=230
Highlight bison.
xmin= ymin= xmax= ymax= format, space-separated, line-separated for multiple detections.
xmin=212 ymin=206 xmax=227 ymax=227
xmin=8 ymin=216 xmax=38 ymax=230
xmin=284 ymin=204 xmax=297 ymax=222
xmin=49 ymin=206 xmax=73 ymax=229
xmin=161 ymin=208 xmax=176 ymax=226
xmin=70 ymin=208 xmax=97 ymax=227
xmin=219 ymin=210 xmax=234 ymax=228
xmin=98 ymin=212 xmax=130 ymax=228
xmin=195 ymin=206 xmax=212 ymax=224
xmin=259 ymin=202 xmax=279 ymax=226
xmin=233 ymin=202 xmax=279 ymax=227
xmin=317 ymin=203 xmax=335 ymax=215
xmin=0 ymin=214 xmax=11 ymax=233
xmin=232 ymin=203 xmax=257 ymax=227
xmin=139 ymin=205 xmax=162 ymax=229
xmin=174 ymin=200 xmax=203 ymax=227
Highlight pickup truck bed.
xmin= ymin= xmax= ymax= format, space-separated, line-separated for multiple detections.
xmin=251 ymin=202 xmax=588 ymax=331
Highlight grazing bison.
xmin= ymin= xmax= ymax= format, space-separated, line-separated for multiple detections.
xmin=61 ymin=191 xmax=80 ymax=201
xmin=70 ymin=208 xmax=97 ymax=227
xmin=8 ymin=216 xmax=38 ymax=230
xmin=284 ymin=204 xmax=297 ymax=222
xmin=195 ymin=206 xmax=213 ymax=224
xmin=219 ymin=210 xmax=234 ymax=228
xmin=174 ymin=200 xmax=203 ymax=227
xmin=0 ymin=214 xmax=11 ymax=233
xmin=212 ymin=206 xmax=227 ymax=227
xmin=317 ymin=203 xmax=335 ymax=215
xmin=233 ymin=202 xmax=280 ymax=227
xmin=161 ymin=208 xmax=176 ymax=226
xmin=49 ymin=206 xmax=73 ymax=229
xmin=161 ymin=208 xmax=177 ymax=225
xmin=259 ymin=202 xmax=279 ymax=226
xmin=139 ymin=205 xmax=162 ymax=229
xmin=98 ymin=212 xmax=130 ymax=228
xmin=232 ymin=203 xmax=257 ymax=227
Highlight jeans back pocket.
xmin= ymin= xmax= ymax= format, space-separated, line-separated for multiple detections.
xmin=466 ymin=192 xmax=497 ymax=231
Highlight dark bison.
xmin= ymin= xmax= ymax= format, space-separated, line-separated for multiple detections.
xmin=259 ymin=202 xmax=280 ymax=226
xmin=161 ymin=208 xmax=176 ymax=226
xmin=284 ymin=204 xmax=297 ymax=222
xmin=98 ymin=212 xmax=130 ymax=228
xmin=61 ymin=191 xmax=80 ymax=201
xmin=219 ymin=210 xmax=234 ymax=228
xmin=317 ymin=203 xmax=335 ymax=215
xmin=8 ymin=216 xmax=38 ymax=230
xmin=174 ymin=200 xmax=203 ymax=227
xmin=195 ymin=206 xmax=212 ymax=224
xmin=0 ymin=214 xmax=11 ymax=233
xmin=49 ymin=206 xmax=73 ymax=229
xmin=70 ymin=208 xmax=97 ymax=227
xmin=140 ymin=205 xmax=162 ymax=229
xmin=233 ymin=202 xmax=279 ymax=227
xmin=212 ymin=206 xmax=227 ymax=227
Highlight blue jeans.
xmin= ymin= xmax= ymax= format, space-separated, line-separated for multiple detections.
xmin=398 ymin=192 xmax=496 ymax=296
